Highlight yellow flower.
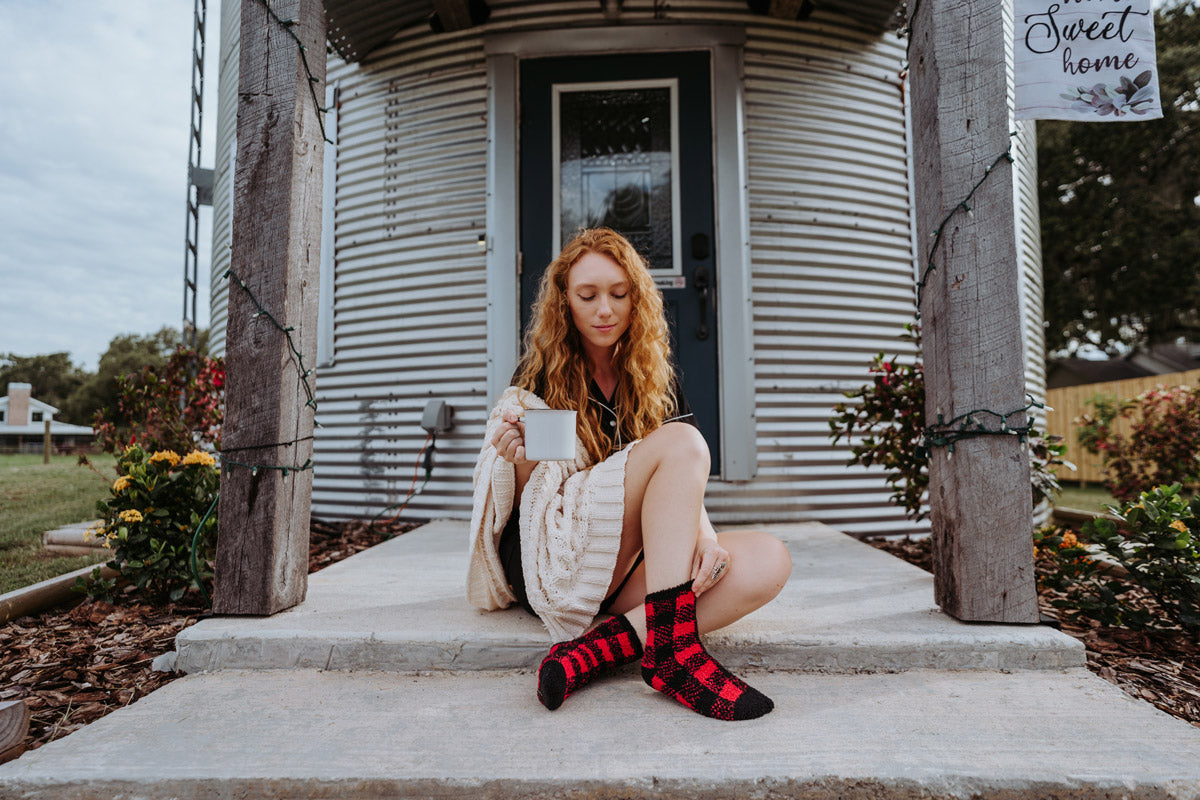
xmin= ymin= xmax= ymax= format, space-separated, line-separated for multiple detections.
xmin=149 ymin=450 xmax=181 ymax=467
xmin=82 ymin=522 xmax=105 ymax=542
xmin=112 ymin=475 xmax=131 ymax=493
xmin=118 ymin=509 xmax=144 ymax=524
xmin=181 ymin=450 xmax=217 ymax=467
xmin=1059 ymin=531 xmax=1079 ymax=549
xmin=1170 ymin=520 xmax=1189 ymax=534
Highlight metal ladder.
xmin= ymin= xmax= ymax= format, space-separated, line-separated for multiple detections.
xmin=182 ymin=0 xmax=213 ymax=350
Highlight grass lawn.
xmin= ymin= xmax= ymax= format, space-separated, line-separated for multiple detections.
xmin=0 ymin=453 xmax=117 ymax=594
xmin=1054 ymin=484 xmax=1120 ymax=515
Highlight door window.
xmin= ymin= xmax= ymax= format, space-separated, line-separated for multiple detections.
xmin=553 ymin=80 xmax=682 ymax=279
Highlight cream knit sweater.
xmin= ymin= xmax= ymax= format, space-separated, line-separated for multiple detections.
xmin=466 ymin=386 xmax=631 ymax=642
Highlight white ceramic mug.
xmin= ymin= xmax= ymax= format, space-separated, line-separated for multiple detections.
xmin=521 ymin=409 xmax=577 ymax=461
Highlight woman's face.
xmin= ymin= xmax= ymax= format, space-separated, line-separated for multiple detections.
xmin=565 ymin=250 xmax=632 ymax=362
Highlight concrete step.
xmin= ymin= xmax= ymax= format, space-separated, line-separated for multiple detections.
xmin=3 ymin=667 xmax=1199 ymax=799
xmin=40 ymin=521 xmax=110 ymax=558
xmin=176 ymin=520 xmax=1084 ymax=674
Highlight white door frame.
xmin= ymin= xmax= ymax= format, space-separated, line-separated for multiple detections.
xmin=484 ymin=25 xmax=757 ymax=481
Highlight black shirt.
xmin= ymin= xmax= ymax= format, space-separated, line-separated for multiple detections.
xmin=587 ymin=378 xmax=698 ymax=456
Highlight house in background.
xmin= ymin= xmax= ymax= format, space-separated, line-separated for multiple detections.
xmin=0 ymin=383 xmax=94 ymax=454
xmin=207 ymin=0 xmax=1047 ymax=537
xmin=1047 ymin=342 xmax=1200 ymax=390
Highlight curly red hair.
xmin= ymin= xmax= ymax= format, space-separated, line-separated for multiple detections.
xmin=514 ymin=228 xmax=677 ymax=463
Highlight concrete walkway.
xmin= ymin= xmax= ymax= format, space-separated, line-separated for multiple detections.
xmin=3 ymin=521 xmax=1200 ymax=799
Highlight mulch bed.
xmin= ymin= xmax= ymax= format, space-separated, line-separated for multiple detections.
xmin=0 ymin=518 xmax=414 ymax=754
xmin=869 ymin=535 xmax=1200 ymax=729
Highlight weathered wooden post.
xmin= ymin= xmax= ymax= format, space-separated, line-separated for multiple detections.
xmin=214 ymin=0 xmax=325 ymax=615
xmin=908 ymin=0 xmax=1039 ymax=623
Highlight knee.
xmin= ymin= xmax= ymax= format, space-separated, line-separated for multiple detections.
xmin=644 ymin=422 xmax=710 ymax=475
xmin=748 ymin=532 xmax=792 ymax=600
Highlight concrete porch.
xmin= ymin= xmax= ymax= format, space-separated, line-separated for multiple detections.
xmin=2 ymin=521 xmax=1200 ymax=799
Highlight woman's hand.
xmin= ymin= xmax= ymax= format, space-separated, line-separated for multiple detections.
xmin=691 ymin=537 xmax=731 ymax=597
xmin=492 ymin=410 xmax=530 ymax=465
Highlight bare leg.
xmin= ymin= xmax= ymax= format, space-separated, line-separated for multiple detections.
xmin=537 ymin=423 xmax=789 ymax=718
xmin=610 ymin=422 xmax=710 ymax=592
xmin=604 ymin=422 xmax=792 ymax=641
xmin=606 ymin=529 xmax=792 ymax=642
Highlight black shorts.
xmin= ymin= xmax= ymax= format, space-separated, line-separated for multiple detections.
xmin=498 ymin=513 xmax=643 ymax=620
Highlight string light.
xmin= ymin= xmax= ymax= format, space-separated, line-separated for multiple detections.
xmin=223 ymin=268 xmax=319 ymax=416
xmin=900 ymin=0 xmax=922 ymax=70
xmin=895 ymin=7 xmax=1037 ymax=459
xmin=915 ymin=141 xmax=1017 ymax=312
xmin=220 ymin=455 xmax=315 ymax=477
xmin=921 ymin=396 xmax=1045 ymax=456
xmin=899 ymin=4 xmax=1020 ymax=313
xmin=252 ymin=0 xmax=333 ymax=145
xmin=213 ymin=270 xmax=321 ymax=478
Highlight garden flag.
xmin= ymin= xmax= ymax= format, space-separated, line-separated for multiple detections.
xmin=1014 ymin=0 xmax=1162 ymax=121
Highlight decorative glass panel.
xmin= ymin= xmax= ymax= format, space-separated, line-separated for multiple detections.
xmin=554 ymin=80 xmax=680 ymax=274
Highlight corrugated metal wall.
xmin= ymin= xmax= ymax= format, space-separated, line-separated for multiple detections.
xmin=312 ymin=31 xmax=491 ymax=520
xmin=207 ymin=0 xmax=240 ymax=357
xmin=210 ymin=0 xmax=1045 ymax=537
xmin=705 ymin=17 xmax=919 ymax=535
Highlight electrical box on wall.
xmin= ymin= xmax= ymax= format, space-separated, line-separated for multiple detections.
xmin=421 ymin=400 xmax=454 ymax=434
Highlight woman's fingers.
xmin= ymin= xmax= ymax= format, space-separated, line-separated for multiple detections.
xmin=491 ymin=418 xmax=527 ymax=464
xmin=692 ymin=542 xmax=731 ymax=596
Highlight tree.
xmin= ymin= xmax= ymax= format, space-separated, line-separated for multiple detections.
xmin=0 ymin=353 xmax=87 ymax=420
xmin=1038 ymin=2 xmax=1200 ymax=357
xmin=62 ymin=327 xmax=210 ymax=425
xmin=92 ymin=347 xmax=224 ymax=455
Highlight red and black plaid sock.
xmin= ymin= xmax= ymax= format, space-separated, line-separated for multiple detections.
xmin=641 ymin=580 xmax=773 ymax=721
xmin=537 ymin=614 xmax=643 ymax=710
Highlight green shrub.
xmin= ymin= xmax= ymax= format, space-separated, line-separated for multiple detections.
xmin=1076 ymin=385 xmax=1200 ymax=502
xmin=81 ymin=444 xmax=219 ymax=603
xmin=830 ymin=341 xmax=928 ymax=520
xmin=1035 ymin=484 xmax=1199 ymax=639
xmin=92 ymin=346 xmax=224 ymax=456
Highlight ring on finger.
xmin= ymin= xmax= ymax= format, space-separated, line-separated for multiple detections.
xmin=710 ymin=561 xmax=727 ymax=580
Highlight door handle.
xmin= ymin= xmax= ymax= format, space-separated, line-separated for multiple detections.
xmin=693 ymin=266 xmax=710 ymax=341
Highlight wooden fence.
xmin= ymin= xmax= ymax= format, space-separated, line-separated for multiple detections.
xmin=1044 ymin=368 xmax=1200 ymax=485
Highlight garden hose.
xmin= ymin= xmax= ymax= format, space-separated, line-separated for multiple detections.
xmin=190 ymin=492 xmax=220 ymax=606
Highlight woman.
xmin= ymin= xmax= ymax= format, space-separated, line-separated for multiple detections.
xmin=467 ymin=228 xmax=792 ymax=721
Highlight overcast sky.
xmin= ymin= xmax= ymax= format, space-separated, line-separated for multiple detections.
xmin=0 ymin=0 xmax=217 ymax=372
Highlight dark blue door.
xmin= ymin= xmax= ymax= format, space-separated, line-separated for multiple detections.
xmin=520 ymin=51 xmax=720 ymax=472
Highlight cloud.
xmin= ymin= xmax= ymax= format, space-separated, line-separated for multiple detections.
xmin=0 ymin=0 xmax=214 ymax=371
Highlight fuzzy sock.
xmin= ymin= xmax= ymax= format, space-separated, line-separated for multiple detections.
xmin=641 ymin=580 xmax=774 ymax=721
xmin=537 ymin=614 xmax=643 ymax=710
